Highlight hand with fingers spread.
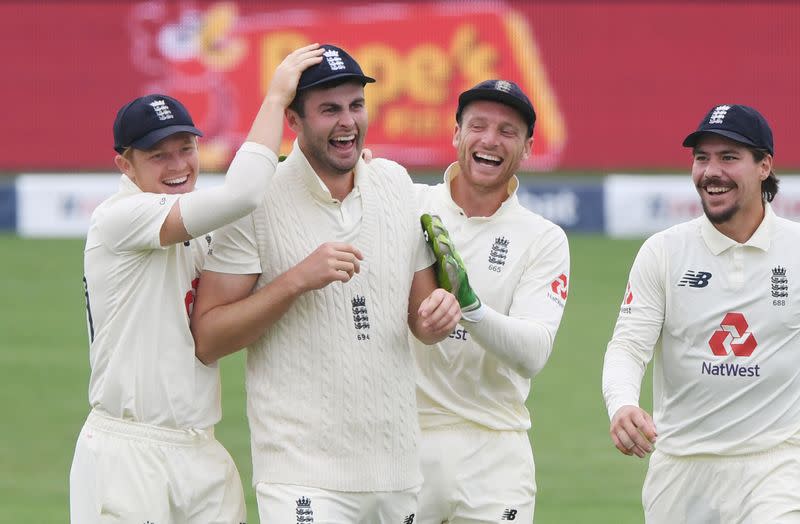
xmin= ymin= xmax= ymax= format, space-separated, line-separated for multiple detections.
xmin=417 ymin=288 xmax=462 ymax=341
xmin=245 ymin=43 xmax=325 ymax=154
xmin=265 ymin=43 xmax=326 ymax=109
xmin=610 ymin=405 xmax=658 ymax=458
xmin=289 ymin=242 xmax=364 ymax=292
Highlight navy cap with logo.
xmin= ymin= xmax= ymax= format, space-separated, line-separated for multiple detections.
xmin=113 ymin=94 xmax=203 ymax=154
xmin=297 ymin=44 xmax=376 ymax=91
xmin=456 ymin=79 xmax=536 ymax=137
xmin=682 ymin=104 xmax=774 ymax=155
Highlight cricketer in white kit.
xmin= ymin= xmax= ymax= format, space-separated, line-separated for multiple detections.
xmin=69 ymin=44 xmax=327 ymax=523
xmin=190 ymin=44 xmax=461 ymax=524
xmin=603 ymin=103 xmax=800 ymax=523
xmin=413 ymin=79 xmax=570 ymax=524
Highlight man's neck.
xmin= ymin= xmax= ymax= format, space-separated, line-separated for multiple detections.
xmin=319 ymin=170 xmax=355 ymax=202
xmin=450 ymin=177 xmax=508 ymax=218
xmin=713 ymin=204 xmax=766 ymax=244
xmin=297 ymin=142 xmax=355 ymax=201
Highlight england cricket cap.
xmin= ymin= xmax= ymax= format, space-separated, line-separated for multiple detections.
xmin=682 ymin=104 xmax=774 ymax=155
xmin=296 ymin=44 xmax=375 ymax=91
xmin=456 ymin=79 xmax=536 ymax=137
xmin=113 ymin=94 xmax=203 ymax=154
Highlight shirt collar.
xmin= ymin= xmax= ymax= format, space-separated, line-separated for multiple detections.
xmin=700 ymin=203 xmax=774 ymax=255
xmin=119 ymin=174 xmax=142 ymax=194
xmin=441 ymin=162 xmax=519 ymax=217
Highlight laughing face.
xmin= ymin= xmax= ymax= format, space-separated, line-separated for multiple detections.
xmin=691 ymin=134 xmax=771 ymax=226
xmin=453 ymin=100 xmax=532 ymax=194
xmin=115 ymin=133 xmax=199 ymax=195
xmin=289 ymin=81 xmax=367 ymax=179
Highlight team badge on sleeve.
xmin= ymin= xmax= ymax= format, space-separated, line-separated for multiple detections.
xmin=548 ymin=273 xmax=568 ymax=306
xmin=619 ymin=282 xmax=633 ymax=314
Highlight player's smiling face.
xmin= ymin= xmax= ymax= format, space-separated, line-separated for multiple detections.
xmin=116 ymin=133 xmax=199 ymax=195
xmin=691 ymin=134 xmax=771 ymax=226
xmin=290 ymin=81 xmax=367 ymax=178
xmin=454 ymin=100 xmax=532 ymax=192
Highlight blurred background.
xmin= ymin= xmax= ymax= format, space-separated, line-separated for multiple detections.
xmin=1 ymin=1 xmax=799 ymax=522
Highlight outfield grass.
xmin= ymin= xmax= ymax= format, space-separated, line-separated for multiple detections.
xmin=0 ymin=233 xmax=652 ymax=523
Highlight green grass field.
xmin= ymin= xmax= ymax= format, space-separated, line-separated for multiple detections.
xmin=0 ymin=233 xmax=653 ymax=523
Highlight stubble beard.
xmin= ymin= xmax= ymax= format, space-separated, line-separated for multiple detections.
xmin=701 ymin=199 xmax=739 ymax=225
xmin=304 ymin=131 xmax=362 ymax=176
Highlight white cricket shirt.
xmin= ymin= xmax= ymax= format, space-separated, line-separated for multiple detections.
xmin=205 ymin=143 xmax=432 ymax=491
xmin=603 ymin=204 xmax=800 ymax=455
xmin=83 ymin=175 xmax=219 ymax=429
xmin=412 ymin=163 xmax=570 ymax=431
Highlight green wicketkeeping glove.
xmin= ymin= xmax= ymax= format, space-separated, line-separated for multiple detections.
xmin=420 ymin=214 xmax=481 ymax=313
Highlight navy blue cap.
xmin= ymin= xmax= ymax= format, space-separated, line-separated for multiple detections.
xmin=683 ymin=104 xmax=773 ymax=155
xmin=297 ymin=44 xmax=375 ymax=91
xmin=456 ymin=79 xmax=536 ymax=137
xmin=113 ymin=94 xmax=203 ymax=153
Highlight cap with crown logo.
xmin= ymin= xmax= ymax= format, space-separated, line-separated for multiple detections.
xmin=456 ymin=79 xmax=536 ymax=138
xmin=682 ymin=104 xmax=773 ymax=155
xmin=296 ymin=44 xmax=376 ymax=91
xmin=113 ymin=94 xmax=203 ymax=153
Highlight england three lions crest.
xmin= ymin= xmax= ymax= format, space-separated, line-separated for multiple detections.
xmin=771 ymin=266 xmax=788 ymax=306
xmin=296 ymin=496 xmax=314 ymax=523
xmin=352 ymin=295 xmax=370 ymax=341
xmin=488 ymin=236 xmax=510 ymax=273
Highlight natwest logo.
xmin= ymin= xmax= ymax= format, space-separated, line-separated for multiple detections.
xmin=624 ymin=282 xmax=633 ymax=305
xmin=550 ymin=273 xmax=568 ymax=300
xmin=708 ymin=312 xmax=757 ymax=357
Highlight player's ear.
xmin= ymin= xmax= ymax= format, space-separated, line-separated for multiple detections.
xmin=285 ymin=108 xmax=302 ymax=134
xmin=522 ymin=136 xmax=533 ymax=160
xmin=452 ymin=123 xmax=461 ymax=149
xmin=114 ymin=154 xmax=132 ymax=175
xmin=758 ymin=153 xmax=773 ymax=181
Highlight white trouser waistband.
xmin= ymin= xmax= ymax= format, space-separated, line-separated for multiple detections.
xmin=85 ymin=409 xmax=214 ymax=446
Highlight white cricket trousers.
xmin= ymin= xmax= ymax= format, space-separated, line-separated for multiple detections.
xmin=417 ymin=423 xmax=536 ymax=524
xmin=69 ymin=410 xmax=246 ymax=524
xmin=643 ymin=443 xmax=800 ymax=524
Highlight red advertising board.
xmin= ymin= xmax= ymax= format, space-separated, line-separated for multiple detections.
xmin=2 ymin=1 xmax=799 ymax=172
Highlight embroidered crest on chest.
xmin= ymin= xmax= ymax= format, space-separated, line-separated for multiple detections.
xmin=771 ymin=266 xmax=788 ymax=306
xmin=352 ymin=295 xmax=370 ymax=340
xmin=488 ymin=236 xmax=510 ymax=273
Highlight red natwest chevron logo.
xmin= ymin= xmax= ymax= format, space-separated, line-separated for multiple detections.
xmin=550 ymin=274 xmax=568 ymax=300
xmin=708 ymin=312 xmax=757 ymax=357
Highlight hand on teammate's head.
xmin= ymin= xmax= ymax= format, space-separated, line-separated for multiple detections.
xmin=266 ymin=44 xmax=325 ymax=109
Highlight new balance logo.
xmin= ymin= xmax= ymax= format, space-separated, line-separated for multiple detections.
xmin=403 ymin=514 xmax=415 ymax=524
xmin=501 ymin=508 xmax=518 ymax=520
xmin=296 ymin=496 xmax=314 ymax=523
xmin=678 ymin=270 xmax=712 ymax=288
